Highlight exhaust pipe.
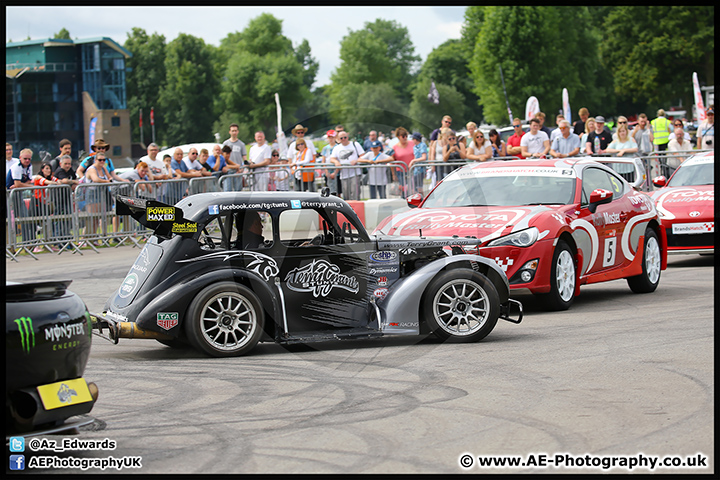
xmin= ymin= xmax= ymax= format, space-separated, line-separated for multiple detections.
xmin=112 ymin=322 xmax=173 ymax=340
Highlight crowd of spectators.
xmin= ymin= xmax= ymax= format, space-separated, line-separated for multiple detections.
xmin=5 ymin=105 xmax=714 ymax=254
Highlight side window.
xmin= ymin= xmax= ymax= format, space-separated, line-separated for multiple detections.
xmin=198 ymin=216 xmax=224 ymax=250
xmin=279 ymin=210 xmax=325 ymax=247
xmin=230 ymin=210 xmax=273 ymax=250
xmin=197 ymin=211 xmax=273 ymax=250
xmin=582 ymin=168 xmax=619 ymax=204
xmin=278 ymin=208 xmax=366 ymax=247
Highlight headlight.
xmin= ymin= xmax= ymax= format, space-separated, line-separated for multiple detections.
xmin=487 ymin=227 xmax=539 ymax=248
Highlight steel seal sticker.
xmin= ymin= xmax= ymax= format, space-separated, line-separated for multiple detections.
xmin=172 ymin=222 xmax=198 ymax=233
xmin=285 ymin=259 xmax=360 ymax=297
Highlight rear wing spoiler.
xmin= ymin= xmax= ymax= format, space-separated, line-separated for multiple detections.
xmin=116 ymin=195 xmax=198 ymax=238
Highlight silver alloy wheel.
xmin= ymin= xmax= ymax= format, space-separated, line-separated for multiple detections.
xmin=432 ymin=279 xmax=490 ymax=336
xmin=556 ymin=249 xmax=575 ymax=302
xmin=645 ymin=235 xmax=661 ymax=284
xmin=200 ymin=291 xmax=257 ymax=351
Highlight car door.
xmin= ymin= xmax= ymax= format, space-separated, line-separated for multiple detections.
xmin=276 ymin=207 xmax=373 ymax=335
xmin=579 ymin=167 xmax=630 ymax=273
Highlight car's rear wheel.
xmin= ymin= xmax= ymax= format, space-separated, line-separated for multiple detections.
xmin=538 ymin=240 xmax=576 ymax=311
xmin=627 ymin=227 xmax=661 ymax=293
xmin=422 ymin=269 xmax=499 ymax=343
xmin=186 ymin=282 xmax=264 ymax=357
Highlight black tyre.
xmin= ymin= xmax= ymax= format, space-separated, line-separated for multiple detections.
xmin=537 ymin=240 xmax=576 ymax=311
xmin=627 ymin=228 xmax=662 ymax=293
xmin=422 ymin=269 xmax=500 ymax=343
xmin=186 ymin=282 xmax=264 ymax=357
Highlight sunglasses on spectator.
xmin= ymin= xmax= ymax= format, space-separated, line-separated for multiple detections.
xmin=513 ymin=124 xmax=522 ymax=128
xmin=443 ymin=120 xmax=451 ymax=124
xmin=271 ymin=154 xmax=279 ymax=157
xmin=96 ymin=146 xmax=108 ymax=150
xmin=398 ymin=134 xmax=407 ymax=137
xmin=618 ymin=121 xmax=627 ymax=124
xmin=96 ymin=158 xmax=106 ymax=162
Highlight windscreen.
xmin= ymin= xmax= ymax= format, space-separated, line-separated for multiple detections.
xmin=423 ymin=166 xmax=576 ymax=208
xmin=668 ymin=162 xmax=714 ymax=187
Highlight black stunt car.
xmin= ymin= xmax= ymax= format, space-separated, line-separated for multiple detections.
xmin=6 ymin=280 xmax=99 ymax=435
xmin=93 ymin=191 xmax=522 ymax=357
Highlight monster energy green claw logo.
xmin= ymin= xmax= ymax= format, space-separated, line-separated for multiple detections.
xmin=15 ymin=317 xmax=35 ymax=354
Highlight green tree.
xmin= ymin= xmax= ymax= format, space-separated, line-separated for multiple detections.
xmin=159 ymin=34 xmax=218 ymax=145
xmin=217 ymin=14 xmax=315 ymax=137
xmin=599 ymin=6 xmax=714 ymax=109
xmin=53 ymin=28 xmax=71 ymax=40
xmin=328 ymin=18 xmax=419 ymax=131
xmin=468 ymin=6 xmax=609 ymax=126
xmin=412 ymin=39 xmax=482 ymax=126
xmin=124 ymin=28 xmax=167 ymax=144
xmin=408 ymin=79 xmax=466 ymax=136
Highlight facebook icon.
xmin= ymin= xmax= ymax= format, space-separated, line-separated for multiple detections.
xmin=10 ymin=454 xmax=25 ymax=470
xmin=208 ymin=205 xmax=219 ymax=215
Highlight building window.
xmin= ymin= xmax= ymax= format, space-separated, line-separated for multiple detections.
xmin=113 ymin=146 xmax=122 ymax=157
xmin=111 ymin=117 xmax=121 ymax=127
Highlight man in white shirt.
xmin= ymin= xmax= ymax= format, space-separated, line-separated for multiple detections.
xmin=521 ymin=118 xmax=550 ymax=158
xmin=329 ymin=132 xmax=365 ymax=200
xmin=137 ymin=143 xmax=169 ymax=181
xmin=247 ymin=131 xmax=272 ymax=192
xmin=182 ymin=147 xmax=212 ymax=176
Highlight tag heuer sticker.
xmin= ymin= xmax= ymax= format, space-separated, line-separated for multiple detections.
xmin=157 ymin=312 xmax=179 ymax=330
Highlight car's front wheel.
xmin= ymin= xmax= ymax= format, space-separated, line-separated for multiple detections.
xmin=627 ymin=227 xmax=661 ymax=293
xmin=537 ymin=240 xmax=576 ymax=311
xmin=422 ymin=269 xmax=499 ymax=343
xmin=186 ymin=282 xmax=264 ymax=357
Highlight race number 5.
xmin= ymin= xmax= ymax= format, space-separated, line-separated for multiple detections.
xmin=603 ymin=237 xmax=617 ymax=267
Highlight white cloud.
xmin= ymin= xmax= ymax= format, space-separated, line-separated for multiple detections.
xmin=5 ymin=6 xmax=468 ymax=88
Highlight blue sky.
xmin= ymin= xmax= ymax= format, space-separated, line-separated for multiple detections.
xmin=5 ymin=6 xmax=467 ymax=88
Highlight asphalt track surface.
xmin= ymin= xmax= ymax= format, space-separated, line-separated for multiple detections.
xmin=6 ymin=246 xmax=714 ymax=474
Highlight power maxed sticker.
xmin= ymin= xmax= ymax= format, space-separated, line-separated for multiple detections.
xmin=146 ymin=206 xmax=175 ymax=222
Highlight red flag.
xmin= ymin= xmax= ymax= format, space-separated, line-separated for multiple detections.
xmin=139 ymin=109 xmax=143 ymax=128
xmin=150 ymin=107 xmax=155 ymax=126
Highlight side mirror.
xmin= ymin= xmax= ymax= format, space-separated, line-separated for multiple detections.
xmin=652 ymin=176 xmax=667 ymax=188
xmin=588 ymin=188 xmax=613 ymax=213
xmin=407 ymin=193 xmax=423 ymax=208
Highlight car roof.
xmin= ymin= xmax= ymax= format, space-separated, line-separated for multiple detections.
xmin=175 ymin=191 xmax=352 ymax=222
xmin=448 ymin=157 xmax=618 ymax=178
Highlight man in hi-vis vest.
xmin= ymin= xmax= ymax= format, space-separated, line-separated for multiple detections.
xmin=651 ymin=109 xmax=672 ymax=152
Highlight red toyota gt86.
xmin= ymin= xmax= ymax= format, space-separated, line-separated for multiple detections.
xmin=375 ymin=158 xmax=667 ymax=310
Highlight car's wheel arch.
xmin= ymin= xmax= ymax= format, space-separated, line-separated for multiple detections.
xmin=418 ymin=259 xmax=508 ymax=334
xmin=135 ymin=269 xmax=281 ymax=340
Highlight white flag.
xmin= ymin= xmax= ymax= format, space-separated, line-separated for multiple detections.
xmin=428 ymin=81 xmax=440 ymax=105
xmin=275 ymin=93 xmax=287 ymax=158
xmin=692 ymin=72 xmax=706 ymax=123
xmin=562 ymin=88 xmax=571 ymax=125
xmin=525 ymin=96 xmax=539 ymax=121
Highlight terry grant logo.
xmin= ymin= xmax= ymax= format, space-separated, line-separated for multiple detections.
xmin=14 ymin=317 xmax=35 ymax=354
